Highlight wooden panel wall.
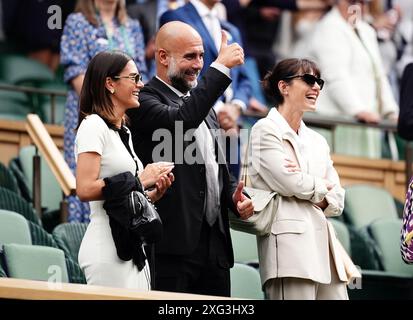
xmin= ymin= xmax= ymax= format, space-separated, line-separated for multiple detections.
xmin=332 ymin=154 xmax=407 ymax=202
xmin=0 ymin=119 xmax=63 ymax=165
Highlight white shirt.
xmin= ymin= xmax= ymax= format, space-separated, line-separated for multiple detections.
xmin=190 ymin=0 xmax=246 ymax=112
xmin=191 ymin=0 xmax=222 ymax=51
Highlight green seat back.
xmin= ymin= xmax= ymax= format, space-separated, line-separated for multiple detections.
xmin=0 ymin=54 xmax=54 ymax=85
xmin=0 ymin=210 xmax=31 ymax=245
xmin=0 ymin=162 xmax=20 ymax=194
xmin=19 ymin=145 xmax=61 ymax=212
xmin=2 ymin=243 xmax=68 ymax=282
xmin=344 ymin=185 xmax=398 ymax=229
xmin=329 ymin=218 xmax=351 ymax=255
xmin=0 ymin=186 xmax=40 ymax=225
xmin=65 ymin=257 xmax=86 ymax=284
xmin=8 ymin=157 xmax=31 ymax=203
xmin=27 ymin=221 xmax=85 ymax=283
xmin=230 ymin=228 xmax=259 ymax=265
xmin=348 ymin=225 xmax=381 ymax=270
xmin=0 ymin=264 xmax=6 ymax=277
xmin=27 ymin=220 xmax=60 ymax=250
xmin=230 ymin=263 xmax=264 ymax=299
xmin=52 ymin=223 xmax=88 ymax=262
xmin=0 ymin=89 xmax=32 ymax=121
xmin=368 ymin=218 xmax=413 ymax=276
xmin=36 ymin=81 xmax=67 ymax=125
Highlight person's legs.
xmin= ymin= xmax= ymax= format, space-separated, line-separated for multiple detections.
xmin=154 ymin=253 xmax=200 ymax=293
xmin=316 ymin=251 xmax=349 ymax=300
xmin=154 ymin=221 xmax=209 ymax=294
xmin=265 ymin=277 xmax=317 ymax=300
xmin=194 ymin=263 xmax=230 ymax=297
xmin=194 ymin=219 xmax=231 ymax=297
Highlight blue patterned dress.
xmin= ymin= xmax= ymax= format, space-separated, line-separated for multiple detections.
xmin=60 ymin=13 xmax=148 ymax=222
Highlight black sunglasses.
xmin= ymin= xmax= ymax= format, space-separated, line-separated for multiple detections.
xmin=283 ymin=73 xmax=324 ymax=90
xmin=349 ymin=0 xmax=371 ymax=3
xmin=113 ymin=73 xmax=142 ymax=84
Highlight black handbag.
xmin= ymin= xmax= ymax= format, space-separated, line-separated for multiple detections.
xmin=128 ymin=190 xmax=163 ymax=244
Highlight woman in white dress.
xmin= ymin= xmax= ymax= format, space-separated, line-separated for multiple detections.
xmin=75 ymin=50 xmax=174 ymax=290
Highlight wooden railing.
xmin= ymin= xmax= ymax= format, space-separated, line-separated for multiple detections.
xmin=25 ymin=114 xmax=75 ymax=220
xmin=0 ymin=278 xmax=234 ymax=300
xmin=0 ymin=118 xmax=63 ymax=165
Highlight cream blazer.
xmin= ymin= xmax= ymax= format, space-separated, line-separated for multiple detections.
xmin=249 ymin=108 xmax=347 ymax=286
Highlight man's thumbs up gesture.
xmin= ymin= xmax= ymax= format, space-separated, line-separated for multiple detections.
xmin=232 ymin=181 xmax=254 ymax=220
xmin=215 ymin=30 xmax=244 ymax=68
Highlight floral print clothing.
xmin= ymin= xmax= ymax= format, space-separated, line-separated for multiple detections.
xmin=60 ymin=13 xmax=147 ymax=222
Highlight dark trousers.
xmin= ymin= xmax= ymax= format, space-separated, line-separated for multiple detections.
xmin=154 ymin=219 xmax=231 ymax=297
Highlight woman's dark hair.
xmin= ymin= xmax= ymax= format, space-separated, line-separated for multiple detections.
xmin=77 ymin=50 xmax=132 ymax=128
xmin=262 ymin=58 xmax=321 ymax=106
xmin=75 ymin=0 xmax=128 ymax=27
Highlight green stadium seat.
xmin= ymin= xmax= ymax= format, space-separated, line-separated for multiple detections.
xmin=348 ymin=225 xmax=382 ymax=270
xmin=0 ymin=89 xmax=32 ymax=121
xmin=18 ymin=145 xmax=62 ymax=214
xmin=0 ymin=162 xmax=20 ymax=195
xmin=2 ymin=243 xmax=68 ymax=282
xmin=0 ymin=209 xmax=31 ymax=245
xmin=368 ymin=218 xmax=413 ymax=277
xmin=52 ymin=223 xmax=88 ymax=262
xmin=329 ymin=218 xmax=413 ymax=300
xmin=24 ymin=221 xmax=85 ymax=284
xmin=8 ymin=157 xmax=32 ymax=203
xmin=36 ymin=81 xmax=67 ymax=125
xmin=230 ymin=263 xmax=264 ymax=299
xmin=344 ymin=184 xmax=399 ymax=229
xmin=27 ymin=220 xmax=60 ymax=249
xmin=230 ymin=228 xmax=259 ymax=267
xmin=0 ymin=264 xmax=6 ymax=277
xmin=0 ymin=54 xmax=56 ymax=120
xmin=0 ymin=54 xmax=54 ymax=85
xmin=0 ymin=186 xmax=40 ymax=225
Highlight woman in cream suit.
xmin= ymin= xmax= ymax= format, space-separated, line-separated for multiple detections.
xmin=249 ymin=58 xmax=348 ymax=300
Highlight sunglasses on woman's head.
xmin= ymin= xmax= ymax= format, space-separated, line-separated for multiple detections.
xmin=283 ymin=74 xmax=324 ymax=90
xmin=113 ymin=73 xmax=142 ymax=84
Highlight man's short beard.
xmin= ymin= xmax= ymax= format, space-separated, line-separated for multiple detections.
xmin=167 ymin=58 xmax=198 ymax=94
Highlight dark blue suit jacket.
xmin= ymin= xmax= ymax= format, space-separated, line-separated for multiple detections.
xmin=160 ymin=2 xmax=252 ymax=106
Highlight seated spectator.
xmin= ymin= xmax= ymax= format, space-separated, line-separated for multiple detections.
xmin=303 ymin=0 xmax=399 ymax=158
xmin=2 ymin=0 xmax=76 ymax=71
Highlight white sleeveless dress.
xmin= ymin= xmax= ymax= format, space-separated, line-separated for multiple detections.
xmin=75 ymin=114 xmax=150 ymax=290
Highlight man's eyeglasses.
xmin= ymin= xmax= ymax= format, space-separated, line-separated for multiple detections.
xmin=113 ymin=73 xmax=142 ymax=84
xmin=283 ymin=74 xmax=324 ymax=90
